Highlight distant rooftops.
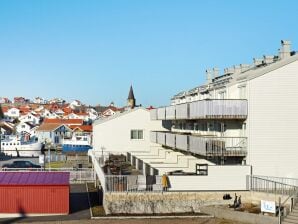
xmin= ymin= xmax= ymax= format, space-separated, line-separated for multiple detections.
xmin=43 ymin=118 xmax=83 ymax=125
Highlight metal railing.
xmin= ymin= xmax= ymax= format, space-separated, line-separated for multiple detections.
xmin=105 ymin=175 xmax=163 ymax=192
xmin=152 ymin=131 xmax=247 ymax=157
xmin=253 ymin=175 xmax=298 ymax=187
xmin=1 ymin=168 xmax=95 ymax=184
xmin=45 ymin=154 xmax=67 ymax=162
xmin=247 ymin=175 xmax=297 ymax=196
xmin=151 ymin=99 xmax=247 ymax=120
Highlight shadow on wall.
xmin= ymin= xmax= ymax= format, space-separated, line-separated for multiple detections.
xmin=1 ymin=202 xmax=27 ymax=224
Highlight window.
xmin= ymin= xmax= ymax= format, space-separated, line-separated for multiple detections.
xmin=130 ymin=130 xmax=144 ymax=140
xmin=218 ymin=91 xmax=226 ymax=99
xmin=196 ymin=164 xmax=208 ymax=176
xmin=238 ymin=85 xmax=246 ymax=99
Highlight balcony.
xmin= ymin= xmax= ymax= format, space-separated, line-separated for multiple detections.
xmin=151 ymin=131 xmax=247 ymax=158
xmin=150 ymin=99 xmax=247 ymax=120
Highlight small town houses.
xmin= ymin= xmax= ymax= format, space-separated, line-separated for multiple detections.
xmin=0 ymin=97 xmax=115 ymax=147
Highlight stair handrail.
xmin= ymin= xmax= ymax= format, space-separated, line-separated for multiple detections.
xmin=279 ymin=186 xmax=298 ymax=224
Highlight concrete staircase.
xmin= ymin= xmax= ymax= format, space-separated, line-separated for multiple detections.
xmin=282 ymin=204 xmax=298 ymax=224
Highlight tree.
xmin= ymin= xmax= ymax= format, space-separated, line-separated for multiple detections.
xmin=0 ymin=104 xmax=4 ymax=119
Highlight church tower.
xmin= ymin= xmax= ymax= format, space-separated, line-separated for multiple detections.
xmin=127 ymin=85 xmax=136 ymax=109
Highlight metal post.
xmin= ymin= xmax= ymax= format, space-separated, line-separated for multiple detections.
xmin=48 ymin=146 xmax=51 ymax=171
xmin=278 ymin=197 xmax=281 ymax=224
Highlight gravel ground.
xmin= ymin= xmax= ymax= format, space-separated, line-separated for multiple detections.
xmin=16 ymin=217 xmax=248 ymax=224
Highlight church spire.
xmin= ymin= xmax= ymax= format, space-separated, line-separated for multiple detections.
xmin=127 ymin=85 xmax=136 ymax=109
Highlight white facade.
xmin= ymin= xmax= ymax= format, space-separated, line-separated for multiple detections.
xmin=69 ymin=100 xmax=82 ymax=109
xmin=5 ymin=108 xmax=20 ymax=118
xmin=92 ymin=108 xmax=166 ymax=154
xmin=16 ymin=122 xmax=33 ymax=134
xmin=246 ymin=59 xmax=298 ymax=178
xmin=19 ymin=113 xmax=40 ymax=125
xmin=41 ymin=109 xmax=59 ymax=118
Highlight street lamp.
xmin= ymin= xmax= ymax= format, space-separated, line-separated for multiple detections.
xmin=100 ymin=146 xmax=105 ymax=164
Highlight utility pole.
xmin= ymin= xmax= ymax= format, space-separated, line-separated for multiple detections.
xmin=0 ymin=103 xmax=4 ymax=154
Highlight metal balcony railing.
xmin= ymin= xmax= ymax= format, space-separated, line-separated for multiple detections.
xmin=150 ymin=99 xmax=247 ymax=120
xmin=152 ymin=131 xmax=247 ymax=157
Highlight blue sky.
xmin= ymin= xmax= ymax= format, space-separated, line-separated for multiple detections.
xmin=0 ymin=0 xmax=297 ymax=107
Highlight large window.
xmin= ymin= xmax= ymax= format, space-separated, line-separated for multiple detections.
xmin=130 ymin=130 xmax=144 ymax=140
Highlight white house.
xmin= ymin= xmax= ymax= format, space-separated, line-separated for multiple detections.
xmin=33 ymin=97 xmax=47 ymax=104
xmin=4 ymin=108 xmax=20 ymax=119
xmin=16 ymin=121 xmax=37 ymax=136
xmin=64 ymin=112 xmax=81 ymax=120
xmin=36 ymin=123 xmax=72 ymax=144
xmin=19 ymin=112 xmax=40 ymax=125
xmin=92 ymin=107 xmax=166 ymax=154
xmin=54 ymin=109 xmax=65 ymax=117
xmin=41 ymin=109 xmax=59 ymax=119
xmin=69 ymin=100 xmax=82 ymax=109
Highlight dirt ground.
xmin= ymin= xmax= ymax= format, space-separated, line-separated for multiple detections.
xmin=17 ymin=217 xmax=248 ymax=224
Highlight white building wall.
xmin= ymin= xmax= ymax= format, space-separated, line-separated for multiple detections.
xmin=247 ymin=60 xmax=298 ymax=178
xmin=92 ymin=108 xmax=166 ymax=154
xmin=168 ymin=165 xmax=251 ymax=191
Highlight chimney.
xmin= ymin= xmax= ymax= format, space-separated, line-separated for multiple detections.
xmin=279 ymin=40 xmax=291 ymax=59
xmin=263 ymin=55 xmax=274 ymax=64
xmin=240 ymin=64 xmax=250 ymax=72
xmin=206 ymin=69 xmax=213 ymax=84
xmin=253 ymin=58 xmax=263 ymax=67
xmin=226 ymin=67 xmax=235 ymax=74
xmin=213 ymin=67 xmax=220 ymax=78
xmin=233 ymin=65 xmax=241 ymax=73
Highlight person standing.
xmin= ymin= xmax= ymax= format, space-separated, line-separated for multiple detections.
xmin=162 ymin=173 xmax=169 ymax=191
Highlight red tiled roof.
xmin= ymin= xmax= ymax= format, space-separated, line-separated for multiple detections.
xmin=75 ymin=112 xmax=88 ymax=116
xmin=43 ymin=118 xmax=83 ymax=125
xmin=63 ymin=107 xmax=73 ymax=113
xmin=69 ymin=125 xmax=92 ymax=132
xmin=37 ymin=123 xmax=64 ymax=132
xmin=1 ymin=106 xmax=9 ymax=113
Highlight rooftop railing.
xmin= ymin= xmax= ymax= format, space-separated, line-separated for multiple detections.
xmin=151 ymin=99 xmax=247 ymax=120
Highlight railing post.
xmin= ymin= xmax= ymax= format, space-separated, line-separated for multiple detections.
xmin=278 ymin=197 xmax=281 ymax=224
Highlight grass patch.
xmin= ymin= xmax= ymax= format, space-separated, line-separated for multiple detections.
xmin=87 ymin=182 xmax=106 ymax=217
xmin=45 ymin=161 xmax=67 ymax=168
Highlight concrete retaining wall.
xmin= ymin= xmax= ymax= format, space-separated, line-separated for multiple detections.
xmin=103 ymin=191 xmax=289 ymax=215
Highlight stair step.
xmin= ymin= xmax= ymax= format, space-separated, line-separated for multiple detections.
xmin=282 ymin=219 xmax=298 ymax=224
xmin=286 ymin=215 xmax=298 ymax=221
xmin=289 ymin=213 xmax=298 ymax=217
xmin=283 ymin=218 xmax=298 ymax=224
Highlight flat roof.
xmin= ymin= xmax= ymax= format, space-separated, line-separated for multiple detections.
xmin=0 ymin=172 xmax=70 ymax=185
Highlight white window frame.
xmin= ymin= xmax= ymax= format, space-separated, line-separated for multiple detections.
xmin=130 ymin=129 xmax=144 ymax=140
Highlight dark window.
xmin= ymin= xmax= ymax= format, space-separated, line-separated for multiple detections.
xmin=196 ymin=164 xmax=208 ymax=176
xmin=130 ymin=130 xmax=144 ymax=140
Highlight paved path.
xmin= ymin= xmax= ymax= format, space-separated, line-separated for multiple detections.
xmin=0 ymin=184 xmax=91 ymax=223
xmin=17 ymin=218 xmax=248 ymax=224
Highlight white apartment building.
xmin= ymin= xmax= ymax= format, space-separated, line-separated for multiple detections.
xmin=151 ymin=40 xmax=298 ymax=178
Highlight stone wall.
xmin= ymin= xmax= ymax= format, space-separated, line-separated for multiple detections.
xmin=103 ymin=191 xmax=289 ymax=215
